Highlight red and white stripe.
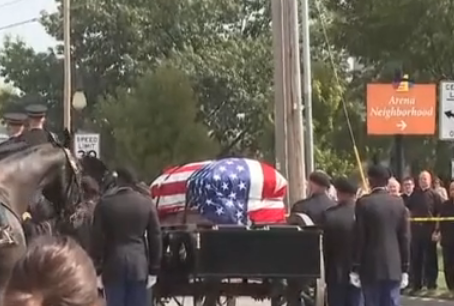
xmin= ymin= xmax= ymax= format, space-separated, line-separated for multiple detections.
xmin=244 ymin=159 xmax=287 ymax=223
xmin=150 ymin=161 xmax=212 ymax=216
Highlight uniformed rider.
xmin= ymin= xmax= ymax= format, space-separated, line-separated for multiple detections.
xmin=291 ymin=170 xmax=335 ymax=225
xmin=22 ymin=104 xmax=53 ymax=146
xmin=323 ymin=177 xmax=362 ymax=306
xmin=2 ymin=112 xmax=27 ymax=143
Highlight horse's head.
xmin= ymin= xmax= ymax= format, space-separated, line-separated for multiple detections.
xmin=42 ymin=147 xmax=82 ymax=219
xmin=79 ymin=156 xmax=115 ymax=192
xmin=0 ymin=143 xmax=83 ymax=218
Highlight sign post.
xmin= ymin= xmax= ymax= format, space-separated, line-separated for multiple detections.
xmin=73 ymin=133 xmax=100 ymax=158
xmin=451 ymin=159 xmax=454 ymax=180
xmin=439 ymin=81 xmax=454 ymax=140
xmin=367 ymin=81 xmax=436 ymax=180
xmin=367 ymin=83 xmax=437 ymax=135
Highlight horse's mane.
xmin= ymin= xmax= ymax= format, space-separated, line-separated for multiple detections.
xmin=0 ymin=143 xmax=56 ymax=167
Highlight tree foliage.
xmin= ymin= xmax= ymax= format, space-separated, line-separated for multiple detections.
xmin=0 ymin=0 xmax=369 ymax=176
xmin=96 ymin=66 xmax=219 ymax=178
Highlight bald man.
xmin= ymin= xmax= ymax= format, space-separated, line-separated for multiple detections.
xmin=387 ymin=177 xmax=401 ymax=196
xmin=406 ymin=171 xmax=443 ymax=293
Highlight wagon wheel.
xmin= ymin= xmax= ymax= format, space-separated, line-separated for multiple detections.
xmin=155 ymin=296 xmax=188 ymax=306
xmin=193 ymin=295 xmax=236 ymax=306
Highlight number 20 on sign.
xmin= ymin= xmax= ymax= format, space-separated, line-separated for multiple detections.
xmin=366 ymin=83 xmax=436 ymax=135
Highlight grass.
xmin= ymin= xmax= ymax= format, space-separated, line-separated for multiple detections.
xmin=404 ymin=245 xmax=453 ymax=299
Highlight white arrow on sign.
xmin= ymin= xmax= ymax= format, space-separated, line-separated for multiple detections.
xmin=396 ymin=120 xmax=407 ymax=131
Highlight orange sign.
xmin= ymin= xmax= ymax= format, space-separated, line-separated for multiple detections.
xmin=367 ymin=83 xmax=436 ymax=135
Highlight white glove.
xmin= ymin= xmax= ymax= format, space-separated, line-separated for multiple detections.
xmin=146 ymin=275 xmax=157 ymax=289
xmin=96 ymin=276 xmax=103 ymax=289
xmin=349 ymin=272 xmax=361 ymax=288
xmin=400 ymin=273 xmax=409 ymax=289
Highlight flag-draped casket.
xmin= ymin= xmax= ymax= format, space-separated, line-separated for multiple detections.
xmin=150 ymin=158 xmax=287 ymax=225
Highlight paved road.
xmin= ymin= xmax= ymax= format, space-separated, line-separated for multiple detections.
xmin=402 ymin=296 xmax=452 ymax=306
xmin=164 ymin=296 xmax=451 ymax=306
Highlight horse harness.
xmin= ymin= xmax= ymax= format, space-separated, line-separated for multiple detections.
xmin=0 ymin=146 xmax=81 ymax=248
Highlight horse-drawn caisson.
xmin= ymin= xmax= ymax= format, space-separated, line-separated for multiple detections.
xmin=150 ymin=158 xmax=325 ymax=306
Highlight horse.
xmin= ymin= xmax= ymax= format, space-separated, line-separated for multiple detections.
xmin=0 ymin=143 xmax=82 ymax=293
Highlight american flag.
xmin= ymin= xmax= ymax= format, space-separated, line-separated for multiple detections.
xmin=150 ymin=161 xmax=212 ymax=216
xmin=186 ymin=158 xmax=286 ymax=225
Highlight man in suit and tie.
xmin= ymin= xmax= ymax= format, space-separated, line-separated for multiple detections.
xmin=351 ymin=165 xmax=410 ymax=306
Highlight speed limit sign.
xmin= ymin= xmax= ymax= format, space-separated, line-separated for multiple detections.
xmin=74 ymin=133 xmax=100 ymax=159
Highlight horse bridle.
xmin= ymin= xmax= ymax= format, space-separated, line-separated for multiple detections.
xmin=57 ymin=147 xmax=82 ymax=219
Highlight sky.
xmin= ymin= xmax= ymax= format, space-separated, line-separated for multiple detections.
xmin=0 ymin=0 xmax=57 ymax=52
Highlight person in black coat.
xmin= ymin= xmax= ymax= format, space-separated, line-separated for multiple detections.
xmin=91 ymin=166 xmax=162 ymax=306
xmin=438 ymin=181 xmax=454 ymax=292
xmin=21 ymin=104 xmax=54 ymax=146
xmin=323 ymin=177 xmax=363 ymax=306
xmin=2 ymin=112 xmax=26 ymax=142
xmin=351 ymin=165 xmax=410 ymax=306
xmin=406 ymin=170 xmax=442 ymax=292
xmin=291 ymin=170 xmax=335 ymax=225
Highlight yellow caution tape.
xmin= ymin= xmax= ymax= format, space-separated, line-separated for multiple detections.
xmin=410 ymin=217 xmax=454 ymax=222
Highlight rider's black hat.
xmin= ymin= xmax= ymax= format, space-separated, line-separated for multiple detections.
xmin=308 ymin=170 xmax=331 ymax=188
xmin=367 ymin=165 xmax=391 ymax=181
xmin=332 ymin=176 xmax=358 ymax=195
xmin=3 ymin=112 xmax=27 ymax=126
xmin=25 ymin=104 xmax=47 ymax=118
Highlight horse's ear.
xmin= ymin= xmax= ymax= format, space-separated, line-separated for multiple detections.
xmin=62 ymin=129 xmax=72 ymax=148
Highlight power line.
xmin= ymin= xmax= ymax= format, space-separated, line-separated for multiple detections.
xmin=0 ymin=2 xmax=91 ymax=33
xmin=0 ymin=17 xmax=38 ymax=32
xmin=0 ymin=0 xmax=28 ymax=9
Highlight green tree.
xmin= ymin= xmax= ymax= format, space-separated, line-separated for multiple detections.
xmin=96 ymin=66 xmax=219 ymax=178
xmin=168 ymin=36 xmax=274 ymax=153
xmin=327 ymin=0 xmax=454 ymax=175
xmin=0 ymin=0 xmax=273 ymax=149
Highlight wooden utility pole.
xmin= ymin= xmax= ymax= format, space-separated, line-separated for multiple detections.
xmin=271 ymin=0 xmax=306 ymax=204
xmin=271 ymin=0 xmax=288 ymax=185
xmin=63 ymin=0 xmax=72 ymax=132
xmin=283 ymin=0 xmax=306 ymax=203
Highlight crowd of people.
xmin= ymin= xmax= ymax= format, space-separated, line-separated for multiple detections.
xmin=2 ymin=106 xmax=454 ymax=306
xmin=292 ymin=166 xmax=454 ymax=306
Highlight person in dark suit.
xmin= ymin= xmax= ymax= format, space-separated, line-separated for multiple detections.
xmin=438 ymin=181 xmax=454 ymax=292
xmin=2 ymin=112 xmax=27 ymax=142
xmin=401 ymin=176 xmax=414 ymax=208
xmin=351 ymin=165 xmax=410 ymax=306
xmin=406 ymin=171 xmax=442 ymax=292
xmin=291 ymin=170 xmax=335 ymax=225
xmin=323 ymin=177 xmax=363 ymax=306
xmin=21 ymin=104 xmax=53 ymax=146
xmin=91 ymin=166 xmax=162 ymax=306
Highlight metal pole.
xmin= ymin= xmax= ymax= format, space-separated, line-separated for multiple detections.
xmin=301 ymin=0 xmax=314 ymax=175
xmin=63 ymin=0 xmax=72 ymax=132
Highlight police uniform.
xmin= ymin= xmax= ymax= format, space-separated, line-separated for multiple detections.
xmin=21 ymin=104 xmax=53 ymax=146
xmin=352 ymin=165 xmax=410 ymax=306
xmin=291 ymin=171 xmax=335 ymax=225
xmin=91 ymin=168 xmax=162 ymax=306
xmin=2 ymin=112 xmax=27 ymax=143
